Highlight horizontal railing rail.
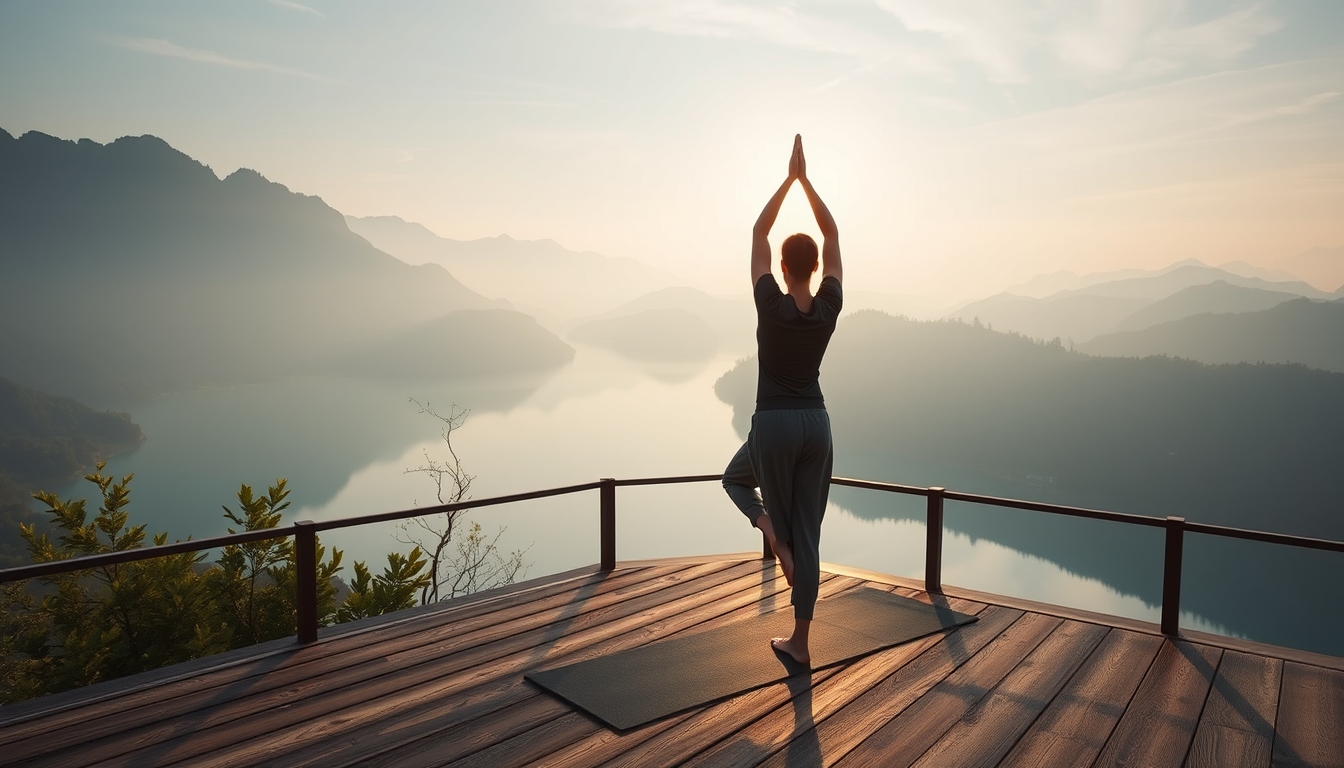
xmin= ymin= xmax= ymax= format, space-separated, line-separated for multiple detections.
xmin=3 ymin=472 xmax=1342 ymax=643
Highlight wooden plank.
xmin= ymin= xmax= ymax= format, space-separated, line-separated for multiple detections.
xmin=47 ymin=561 xmax=764 ymax=768
xmin=1272 ymin=662 xmax=1344 ymax=768
xmin=512 ymin=585 xmax=947 ymax=768
xmin=89 ymin=562 xmax=803 ymax=768
xmin=740 ymin=605 xmax=1026 ymax=768
xmin=1091 ymin=640 xmax=1223 ymax=768
xmin=366 ymin=577 xmax=870 ymax=768
xmin=999 ymin=628 xmax=1163 ymax=768
xmin=822 ymin=561 xmax=1344 ymax=675
xmin=908 ymin=619 xmax=1110 ymax=768
xmin=828 ymin=611 xmax=1063 ymax=768
xmin=660 ymin=596 xmax=990 ymax=768
xmin=0 ymin=562 xmax=656 ymax=746
xmin=1186 ymin=650 xmax=1282 ymax=768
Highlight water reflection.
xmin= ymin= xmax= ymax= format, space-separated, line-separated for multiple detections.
xmin=59 ymin=345 xmax=1343 ymax=656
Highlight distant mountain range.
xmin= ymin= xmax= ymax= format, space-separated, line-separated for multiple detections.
xmin=567 ymin=286 xmax=755 ymax=362
xmin=1082 ymin=297 xmax=1344 ymax=373
xmin=345 ymin=215 xmax=672 ymax=323
xmin=0 ymin=129 xmax=573 ymax=405
xmin=950 ymin=262 xmax=1331 ymax=344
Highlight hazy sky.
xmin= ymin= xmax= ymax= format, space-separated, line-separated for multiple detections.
xmin=3 ymin=1 xmax=1342 ymax=301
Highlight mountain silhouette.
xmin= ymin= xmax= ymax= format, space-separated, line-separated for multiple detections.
xmin=1082 ymin=297 xmax=1344 ymax=372
xmin=1110 ymin=280 xmax=1301 ymax=333
xmin=0 ymin=129 xmax=569 ymax=405
xmin=949 ymin=263 xmax=1328 ymax=343
xmin=345 ymin=214 xmax=672 ymax=323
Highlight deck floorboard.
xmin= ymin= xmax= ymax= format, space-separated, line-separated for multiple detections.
xmin=2 ymin=555 xmax=1340 ymax=768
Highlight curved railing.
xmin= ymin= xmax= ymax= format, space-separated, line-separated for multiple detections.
xmin=3 ymin=473 xmax=1341 ymax=643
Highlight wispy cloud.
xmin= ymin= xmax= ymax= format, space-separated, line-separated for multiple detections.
xmin=565 ymin=0 xmax=887 ymax=58
xmin=876 ymin=0 xmax=1281 ymax=83
xmin=104 ymin=35 xmax=328 ymax=81
xmin=266 ymin=0 xmax=325 ymax=18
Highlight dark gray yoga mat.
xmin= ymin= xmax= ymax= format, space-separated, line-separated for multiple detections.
xmin=525 ymin=587 xmax=977 ymax=730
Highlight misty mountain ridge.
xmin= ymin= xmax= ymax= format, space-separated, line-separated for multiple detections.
xmin=1082 ymin=297 xmax=1344 ymax=373
xmin=1109 ymin=280 xmax=1301 ymax=333
xmin=949 ymin=262 xmax=1330 ymax=344
xmin=717 ymin=310 xmax=1344 ymax=539
xmin=345 ymin=214 xmax=673 ymax=324
xmin=0 ymin=129 xmax=571 ymax=405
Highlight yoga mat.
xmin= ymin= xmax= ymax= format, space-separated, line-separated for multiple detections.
xmin=525 ymin=587 xmax=977 ymax=730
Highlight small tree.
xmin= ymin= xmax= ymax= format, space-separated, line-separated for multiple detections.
xmin=2 ymin=470 xmax=430 ymax=704
xmin=399 ymin=399 xmax=528 ymax=602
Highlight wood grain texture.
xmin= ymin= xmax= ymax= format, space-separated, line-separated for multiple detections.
xmin=2 ymin=557 xmax=1336 ymax=768
xmin=908 ymin=619 xmax=1110 ymax=768
xmin=674 ymin=595 xmax=989 ymax=768
xmin=73 ymin=561 xmax=770 ymax=768
xmin=830 ymin=611 xmax=1063 ymax=768
xmin=1092 ymin=640 xmax=1222 ymax=768
xmin=1272 ymin=662 xmax=1344 ymax=768
xmin=999 ymin=628 xmax=1164 ymax=768
xmin=1186 ymin=650 xmax=1281 ymax=768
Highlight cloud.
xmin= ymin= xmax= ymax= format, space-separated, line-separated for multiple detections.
xmin=564 ymin=0 xmax=887 ymax=58
xmin=875 ymin=0 xmax=1281 ymax=83
xmin=105 ymin=35 xmax=328 ymax=81
xmin=266 ymin=0 xmax=324 ymax=18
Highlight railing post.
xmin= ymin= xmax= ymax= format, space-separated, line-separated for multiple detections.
xmin=926 ymin=487 xmax=945 ymax=593
xmin=295 ymin=520 xmax=318 ymax=644
xmin=600 ymin=478 xmax=616 ymax=571
xmin=1161 ymin=515 xmax=1185 ymax=638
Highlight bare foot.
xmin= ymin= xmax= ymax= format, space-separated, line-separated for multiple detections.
xmin=770 ymin=636 xmax=810 ymax=666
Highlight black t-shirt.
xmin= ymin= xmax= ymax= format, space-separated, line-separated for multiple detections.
xmin=754 ymin=273 xmax=843 ymax=411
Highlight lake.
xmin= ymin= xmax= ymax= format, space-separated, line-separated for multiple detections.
xmin=66 ymin=343 xmax=1342 ymax=655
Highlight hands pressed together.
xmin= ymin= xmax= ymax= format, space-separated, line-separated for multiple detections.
xmin=787 ymin=133 xmax=807 ymax=183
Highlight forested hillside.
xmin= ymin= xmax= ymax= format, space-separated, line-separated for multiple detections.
xmin=0 ymin=377 xmax=143 ymax=565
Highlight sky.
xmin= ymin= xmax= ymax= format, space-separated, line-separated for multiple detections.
xmin=2 ymin=0 xmax=1342 ymax=302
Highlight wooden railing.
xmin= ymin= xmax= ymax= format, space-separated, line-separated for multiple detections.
xmin=3 ymin=473 xmax=1342 ymax=643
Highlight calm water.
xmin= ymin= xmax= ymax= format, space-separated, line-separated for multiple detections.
xmin=65 ymin=344 xmax=1340 ymax=654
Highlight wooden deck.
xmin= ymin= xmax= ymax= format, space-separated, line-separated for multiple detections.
xmin=2 ymin=555 xmax=1342 ymax=767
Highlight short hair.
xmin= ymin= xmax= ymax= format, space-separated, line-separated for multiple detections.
xmin=781 ymin=233 xmax=818 ymax=281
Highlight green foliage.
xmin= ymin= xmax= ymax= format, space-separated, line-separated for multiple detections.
xmin=337 ymin=548 xmax=430 ymax=623
xmin=1 ymin=467 xmax=428 ymax=705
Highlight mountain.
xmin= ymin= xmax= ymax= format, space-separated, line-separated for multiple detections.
xmin=0 ymin=129 xmax=568 ymax=405
xmin=1279 ymin=246 xmax=1344 ymax=293
xmin=1110 ymin=280 xmax=1301 ymax=333
xmin=1081 ymin=297 xmax=1344 ymax=372
xmin=949 ymin=263 xmax=1328 ymax=343
xmin=0 ymin=376 xmax=144 ymax=565
xmin=341 ymin=309 xmax=573 ymax=378
xmin=345 ymin=215 xmax=672 ymax=323
xmin=569 ymin=286 xmax=755 ymax=357
xmin=570 ymin=308 xmax=719 ymax=363
xmin=714 ymin=311 xmax=1344 ymax=650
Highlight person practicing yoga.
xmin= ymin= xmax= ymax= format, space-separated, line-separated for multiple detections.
xmin=722 ymin=134 xmax=843 ymax=666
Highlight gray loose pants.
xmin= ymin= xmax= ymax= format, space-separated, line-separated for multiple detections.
xmin=721 ymin=409 xmax=833 ymax=620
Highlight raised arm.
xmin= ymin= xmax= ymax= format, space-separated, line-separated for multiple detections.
xmin=798 ymin=170 xmax=841 ymax=284
xmin=751 ymin=136 xmax=802 ymax=285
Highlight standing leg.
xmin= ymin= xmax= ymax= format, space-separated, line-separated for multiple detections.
xmin=769 ymin=410 xmax=833 ymax=667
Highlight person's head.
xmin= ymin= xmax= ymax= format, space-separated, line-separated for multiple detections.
xmin=780 ymin=233 xmax=818 ymax=287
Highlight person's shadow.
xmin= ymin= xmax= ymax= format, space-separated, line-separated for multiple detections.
xmin=781 ymin=673 xmax=823 ymax=767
